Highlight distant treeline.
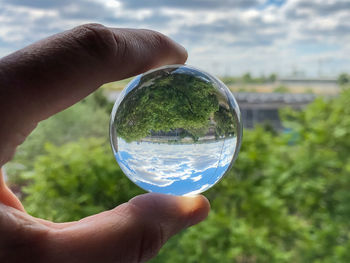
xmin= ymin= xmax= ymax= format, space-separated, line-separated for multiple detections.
xmin=221 ymin=72 xmax=350 ymax=86
xmin=221 ymin=73 xmax=277 ymax=85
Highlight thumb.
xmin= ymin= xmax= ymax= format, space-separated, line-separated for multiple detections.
xmin=46 ymin=194 xmax=210 ymax=263
xmin=0 ymin=169 xmax=25 ymax=211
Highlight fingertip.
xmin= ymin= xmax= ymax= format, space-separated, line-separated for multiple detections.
xmin=136 ymin=29 xmax=188 ymax=63
xmin=0 ymin=170 xmax=25 ymax=212
xmin=180 ymin=194 xmax=210 ymax=226
xmin=165 ymin=35 xmax=188 ymax=65
xmin=129 ymin=193 xmax=210 ymax=226
xmin=113 ymin=28 xmax=188 ymax=71
xmin=172 ymin=40 xmax=188 ymax=64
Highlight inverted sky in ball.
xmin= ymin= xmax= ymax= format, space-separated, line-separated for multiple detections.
xmin=110 ymin=65 xmax=242 ymax=196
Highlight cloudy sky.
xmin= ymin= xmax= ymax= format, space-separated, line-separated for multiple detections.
xmin=0 ymin=0 xmax=349 ymax=77
xmin=115 ymin=137 xmax=237 ymax=195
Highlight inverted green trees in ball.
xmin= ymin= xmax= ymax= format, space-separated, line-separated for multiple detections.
xmin=110 ymin=65 xmax=242 ymax=195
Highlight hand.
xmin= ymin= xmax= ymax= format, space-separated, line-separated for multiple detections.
xmin=0 ymin=24 xmax=210 ymax=263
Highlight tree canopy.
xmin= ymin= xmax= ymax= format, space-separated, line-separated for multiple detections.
xmin=114 ymin=73 xmax=237 ymax=142
xmin=338 ymin=73 xmax=350 ymax=86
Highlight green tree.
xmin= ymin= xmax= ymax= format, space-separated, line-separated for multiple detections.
xmin=242 ymin=73 xmax=252 ymax=83
xmin=5 ymin=90 xmax=111 ymax=185
xmin=268 ymin=73 xmax=277 ymax=83
xmin=23 ymin=138 xmax=143 ymax=222
xmin=115 ymin=73 xmax=236 ymax=142
xmin=337 ymin=73 xmax=350 ymax=86
xmin=273 ymin=85 xmax=289 ymax=93
xmin=214 ymin=106 xmax=237 ymax=138
xmin=221 ymin=76 xmax=238 ymax=85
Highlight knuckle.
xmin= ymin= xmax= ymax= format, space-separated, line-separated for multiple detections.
xmin=79 ymin=22 xmax=107 ymax=31
xmin=75 ymin=23 xmax=111 ymax=40
xmin=70 ymin=23 xmax=118 ymax=60
xmin=148 ymin=30 xmax=172 ymax=50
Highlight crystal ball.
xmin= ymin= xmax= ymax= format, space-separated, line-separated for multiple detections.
xmin=110 ymin=65 xmax=242 ymax=196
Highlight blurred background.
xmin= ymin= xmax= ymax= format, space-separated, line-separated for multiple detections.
xmin=1 ymin=0 xmax=350 ymax=262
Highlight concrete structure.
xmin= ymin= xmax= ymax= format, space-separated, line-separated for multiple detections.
xmin=234 ymin=92 xmax=316 ymax=130
xmin=278 ymin=77 xmax=337 ymax=86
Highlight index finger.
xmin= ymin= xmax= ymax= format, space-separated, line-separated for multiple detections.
xmin=0 ymin=23 xmax=187 ymax=165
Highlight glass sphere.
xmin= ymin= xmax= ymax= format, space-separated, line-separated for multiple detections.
xmin=110 ymin=65 xmax=242 ymax=196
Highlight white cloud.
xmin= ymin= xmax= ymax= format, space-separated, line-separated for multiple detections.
xmin=115 ymin=137 xmax=237 ymax=194
xmin=0 ymin=0 xmax=349 ymax=76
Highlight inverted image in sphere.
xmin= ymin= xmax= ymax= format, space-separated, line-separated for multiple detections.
xmin=110 ymin=65 xmax=242 ymax=195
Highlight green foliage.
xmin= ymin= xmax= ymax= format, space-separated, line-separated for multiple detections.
xmin=5 ymin=90 xmax=111 ymax=184
xmin=303 ymin=87 xmax=314 ymax=94
xmin=221 ymin=76 xmax=238 ymax=85
xmin=242 ymin=73 xmax=253 ymax=83
xmin=337 ymin=73 xmax=350 ymax=86
xmin=221 ymin=73 xmax=277 ymax=85
xmin=102 ymin=78 xmax=133 ymax=91
xmin=214 ymin=106 xmax=237 ymax=137
xmin=152 ymin=88 xmax=350 ymax=262
xmin=237 ymin=86 xmax=247 ymax=92
xmin=82 ymin=89 xmax=114 ymax=113
xmin=115 ymin=73 xmax=236 ymax=142
xmin=268 ymin=73 xmax=277 ymax=83
xmin=273 ymin=85 xmax=289 ymax=93
xmin=9 ymin=86 xmax=350 ymax=262
xmin=23 ymin=138 xmax=143 ymax=222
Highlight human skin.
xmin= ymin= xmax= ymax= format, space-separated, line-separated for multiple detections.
xmin=0 ymin=24 xmax=210 ymax=263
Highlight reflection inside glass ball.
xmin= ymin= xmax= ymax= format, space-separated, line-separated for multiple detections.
xmin=110 ymin=65 xmax=242 ymax=196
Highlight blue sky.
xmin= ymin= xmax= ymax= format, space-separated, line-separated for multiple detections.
xmin=115 ymin=137 xmax=237 ymax=195
xmin=0 ymin=0 xmax=349 ymax=77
